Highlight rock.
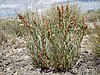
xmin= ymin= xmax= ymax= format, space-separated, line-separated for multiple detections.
xmin=24 ymin=55 xmax=30 ymax=60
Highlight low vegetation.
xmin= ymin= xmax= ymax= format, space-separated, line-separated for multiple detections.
xmin=87 ymin=22 xmax=100 ymax=55
xmin=17 ymin=4 xmax=87 ymax=72
xmin=85 ymin=9 xmax=100 ymax=22
xmin=0 ymin=3 xmax=99 ymax=74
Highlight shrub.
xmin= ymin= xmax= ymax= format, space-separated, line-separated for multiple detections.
xmin=0 ymin=18 xmax=22 ymax=37
xmin=87 ymin=22 xmax=100 ymax=55
xmin=85 ymin=9 xmax=100 ymax=22
xmin=18 ymin=4 xmax=87 ymax=72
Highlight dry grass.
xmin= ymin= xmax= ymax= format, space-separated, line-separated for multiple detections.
xmin=85 ymin=9 xmax=100 ymax=22
xmin=87 ymin=22 xmax=100 ymax=55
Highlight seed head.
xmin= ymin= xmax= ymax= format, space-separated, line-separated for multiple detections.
xmin=83 ymin=24 xmax=87 ymax=30
xmin=18 ymin=14 xmax=24 ymax=20
xmin=57 ymin=6 xmax=61 ymax=19
xmin=47 ymin=29 xmax=51 ymax=38
xmin=66 ymin=5 xmax=69 ymax=17
xmin=60 ymin=5 xmax=64 ymax=15
xmin=43 ymin=19 xmax=48 ymax=29
xmin=82 ymin=16 xmax=85 ymax=24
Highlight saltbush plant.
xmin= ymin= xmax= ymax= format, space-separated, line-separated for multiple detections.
xmin=18 ymin=4 xmax=87 ymax=72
